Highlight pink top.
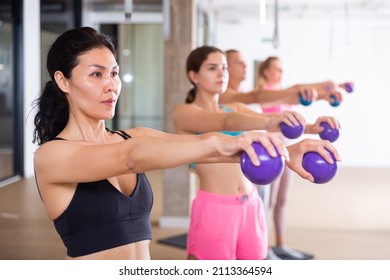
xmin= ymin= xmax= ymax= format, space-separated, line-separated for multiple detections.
xmin=260 ymin=84 xmax=293 ymax=113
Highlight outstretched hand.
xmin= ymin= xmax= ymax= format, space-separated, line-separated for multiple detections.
xmin=305 ymin=116 xmax=341 ymax=134
xmin=285 ymin=138 xmax=340 ymax=182
xmin=268 ymin=110 xmax=306 ymax=131
xmin=217 ymin=131 xmax=289 ymax=166
xmin=317 ymin=80 xmax=343 ymax=104
xmin=296 ymin=85 xmax=318 ymax=103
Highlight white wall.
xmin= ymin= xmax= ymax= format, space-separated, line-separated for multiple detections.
xmin=23 ymin=0 xmax=40 ymax=177
xmin=215 ymin=16 xmax=390 ymax=167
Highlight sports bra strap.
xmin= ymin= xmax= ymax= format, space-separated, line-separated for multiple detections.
xmin=109 ymin=129 xmax=132 ymax=140
xmin=51 ymin=129 xmax=132 ymax=141
xmin=219 ymin=104 xmax=232 ymax=112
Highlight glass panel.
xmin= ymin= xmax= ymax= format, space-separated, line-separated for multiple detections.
xmin=112 ymin=24 xmax=163 ymax=131
xmin=0 ymin=19 xmax=14 ymax=180
xmin=41 ymin=0 xmax=77 ymax=89
xmin=41 ymin=28 xmax=67 ymax=89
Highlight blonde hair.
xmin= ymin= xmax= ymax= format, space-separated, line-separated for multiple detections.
xmin=256 ymin=56 xmax=280 ymax=89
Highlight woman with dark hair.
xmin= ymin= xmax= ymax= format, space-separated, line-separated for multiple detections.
xmin=32 ymin=27 xmax=286 ymax=260
xmin=172 ymin=46 xmax=340 ymax=260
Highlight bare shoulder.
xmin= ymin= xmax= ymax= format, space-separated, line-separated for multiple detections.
xmin=34 ymin=140 xmax=65 ymax=160
xmin=172 ymin=103 xmax=200 ymax=120
xmin=33 ymin=140 xmax=78 ymax=187
xmin=34 ymin=140 xmax=74 ymax=168
xmin=122 ymin=127 xmax=166 ymax=138
xmin=173 ymin=103 xmax=194 ymax=113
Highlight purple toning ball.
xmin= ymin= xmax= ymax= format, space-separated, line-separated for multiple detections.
xmin=319 ymin=122 xmax=339 ymax=142
xmin=329 ymin=95 xmax=341 ymax=107
xmin=299 ymin=94 xmax=313 ymax=106
xmin=344 ymin=82 xmax=354 ymax=93
xmin=280 ymin=122 xmax=304 ymax=139
xmin=302 ymin=149 xmax=338 ymax=184
xmin=241 ymin=142 xmax=284 ymax=185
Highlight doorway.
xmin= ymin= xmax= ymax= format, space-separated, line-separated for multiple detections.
xmin=101 ymin=23 xmax=163 ymax=131
xmin=84 ymin=0 xmax=164 ymax=131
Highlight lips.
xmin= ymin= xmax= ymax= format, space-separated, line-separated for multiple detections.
xmin=102 ymin=98 xmax=116 ymax=105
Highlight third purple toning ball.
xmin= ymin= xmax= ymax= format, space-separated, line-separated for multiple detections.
xmin=319 ymin=122 xmax=339 ymax=142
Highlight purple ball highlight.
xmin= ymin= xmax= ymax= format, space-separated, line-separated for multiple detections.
xmin=241 ymin=142 xmax=284 ymax=185
xmin=302 ymin=149 xmax=338 ymax=184
xmin=280 ymin=122 xmax=304 ymax=139
xmin=319 ymin=122 xmax=339 ymax=142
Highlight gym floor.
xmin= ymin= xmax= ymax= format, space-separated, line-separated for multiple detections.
xmin=0 ymin=167 xmax=389 ymax=260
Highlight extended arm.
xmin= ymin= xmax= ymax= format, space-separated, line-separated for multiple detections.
xmin=34 ymin=128 xmax=288 ymax=185
xmin=220 ymin=84 xmax=317 ymax=107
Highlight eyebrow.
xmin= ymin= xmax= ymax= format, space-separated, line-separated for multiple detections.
xmin=204 ymin=62 xmax=227 ymax=67
xmin=88 ymin=64 xmax=119 ymax=70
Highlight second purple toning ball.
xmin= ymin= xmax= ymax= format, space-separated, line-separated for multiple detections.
xmin=319 ymin=122 xmax=339 ymax=142
xmin=241 ymin=142 xmax=284 ymax=185
xmin=302 ymin=149 xmax=338 ymax=184
xmin=280 ymin=122 xmax=304 ymax=139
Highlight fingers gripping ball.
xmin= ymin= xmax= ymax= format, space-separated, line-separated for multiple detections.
xmin=299 ymin=94 xmax=313 ymax=106
xmin=241 ymin=142 xmax=285 ymax=185
xmin=319 ymin=122 xmax=339 ymax=142
xmin=280 ymin=122 xmax=304 ymax=139
xmin=329 ymin=95 xmax=341 ymax=107
xmin=302 ymin=149 xmax=338 ymax=184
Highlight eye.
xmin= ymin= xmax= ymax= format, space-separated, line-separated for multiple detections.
xmin=111 ymin=71 xmax=119 ymax=77
xmin=91 ymin=72 xmax=102 ymax=77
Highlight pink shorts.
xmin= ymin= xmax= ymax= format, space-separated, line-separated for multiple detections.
xmin=187 ymin=188 xmax=268 ymax=260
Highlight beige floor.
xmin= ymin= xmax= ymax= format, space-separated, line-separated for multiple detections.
xmin=0 ymin=167 xmax=389 ymax=260
xmin=0 ymin=152 xmax=13 ymax=179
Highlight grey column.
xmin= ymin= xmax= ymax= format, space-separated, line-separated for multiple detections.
xmin=161 ymin=0 xmax=197 ymax=227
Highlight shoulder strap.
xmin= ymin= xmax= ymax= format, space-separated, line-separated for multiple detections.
xmin=52 ymin=137 xmax=66 ymax=141
xmin=107 ymin=128 xmax=132 ymax=140
xmin=219 ymin=104 xmax=232 ymax=113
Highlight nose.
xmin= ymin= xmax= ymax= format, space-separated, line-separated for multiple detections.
xmin=219 ymin=66 xmax=227 ymax=76
xmin=105 ymin=76 xmax=119 ymax=93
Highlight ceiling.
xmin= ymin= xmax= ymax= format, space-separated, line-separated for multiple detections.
xmin=210 ymin=0 xmax=390 ymax=21
xmin=83 ymin=0 xmax=390 ymax=21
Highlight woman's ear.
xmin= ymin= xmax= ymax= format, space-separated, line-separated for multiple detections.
xmin=54 ymin=71 xmax=69 ymax=93
xmin=188 ymin=70 xmax=198 ymax=85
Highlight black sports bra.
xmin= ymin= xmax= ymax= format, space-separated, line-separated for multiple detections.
xmin=39 ymin=129 xmax=154 ymax=257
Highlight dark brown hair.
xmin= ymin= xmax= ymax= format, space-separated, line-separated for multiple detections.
xmin=33 ymin=27 xmax=117 ymax=145
xmin=185 ymin=46 xmax=224 ymax=103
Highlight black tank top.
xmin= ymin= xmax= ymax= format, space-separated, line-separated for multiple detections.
xmin=45 ymin=130 xmax=154 ymax=257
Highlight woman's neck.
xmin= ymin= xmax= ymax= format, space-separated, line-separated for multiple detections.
xmin=193 ymin=91 xmax=220 ymax=112
xmin=263 ymin=81 xmax=280 ymax=90
xmin=61 ymin=116 xmax=108 ymax=143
